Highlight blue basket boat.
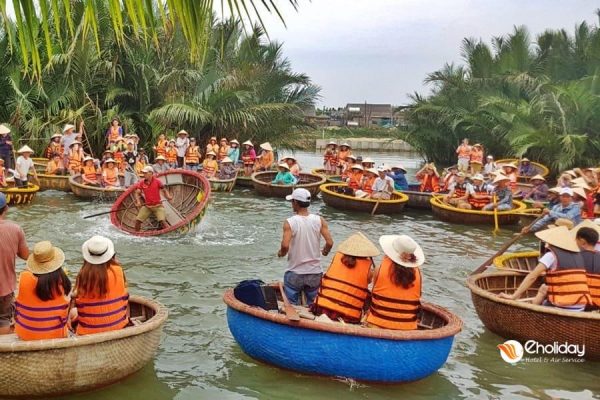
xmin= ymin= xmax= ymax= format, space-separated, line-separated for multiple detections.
xmin=223 ymin=287 xmax=462 ymax=383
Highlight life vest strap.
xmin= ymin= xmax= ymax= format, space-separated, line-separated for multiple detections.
xmin=371 ymin=292 xmax=420 ymax=305
xmin=15 ymin=301 xmax=69 ymax=312
xmin=15 ymin=317 xmax=67 ymax=332
xmin=322 ymin=275 xmax=369 ymax=294
xmin=317 ymin=292 xmax=363 ymax=312
xmin=76 ymin=294 xmax=129 ymax=308
xmin=78 ymin=305 xmax=128 ymax=318
xmin=368 ymin=307 xmax=418 ymax=323
xmin=545 ymin=280 xmax=589 ymax=286
xmin=77 ymin=314 xmax=128 ymax=329
xmin=15 ymin=310 xmax=66 ymax=322
xmin=370 ymin=301 xmax=419 ymax=314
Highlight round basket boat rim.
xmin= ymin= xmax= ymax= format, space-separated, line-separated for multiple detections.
xmin=223 ymin=288 xmax=462 ymax=340
xmin=495 ymin=158 xmax=550 ymax=177
xmin=430 ymin=195 xmax=526 ymax=215
xmin=0 ymin=184 xmax=40 ymax=194
xmin=467 ymin=271 xmax=600 ymax=320
xmin=493 ymin=251 xmax=541 ymax=269
xmin=0 ymin=295 xmax=168 ymax=352
xmin=320 ymin=183 xmax=409 ymax=204
xmin=251 ymin=171 xmax=326 ymax=188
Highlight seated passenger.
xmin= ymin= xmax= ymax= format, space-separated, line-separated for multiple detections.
xmin=371 ymin=167 xmax=395 ymax=200
xmin=389 ymin=164 xmax=408 ymax=191
xmin=101 ymin=158 xmax=121 ymax=188
xmin=523 ymin=175 xmax=548 ymax=202
xmin=311 ymin=232 xmax=379 ymax=323
xmin=573 ymin=223 xmax=600 ymax=307
xmin=254 ymin=142 xmax=274 ymax=172
xmin=45 ymin=153 xmax=66 ymax=175
xmin=354 ymin=168 xmax=378 ymax=198
xmin=81 ymin=156 xmax=100 ymax=186
xmin=499 ymin=226 xmax=590 ymax=310
xmin=467 ymin=174 xmax=491 ymax=210
xmin=201 ymin=151 xmax=218 ymax=179
xmin=74 ymin=236 xmax=129 ymax=335
xmin=217 ymin=157 xmax=237 ymax=180
xmin=483 ymin=174 xmax=513 ymax=212
xmin=365 ymin=235 xmax=424 ymax=330
xmin=15 ymin=241 xmax=71 ymax=341
xmin=271 ymin=163 xmax=296 ymax=185
xmin=415 ymin=163 xmax=440 ymax=193
xmin=502 ymin=163 xmax=518 ymax=192
xmin=443 ymin=172 xmax=471 ymax=209
xmin=0 ymin=159 xmax=6 ymax=187
xmin=523 ymin=188 xmax=581 ymax=233
xmin=152 ymin=155 xmax=169 ymax=174
xmin=518 ymin=158 xmax=535 ymax=177
xmin=345 ymin=164 xmax=364 ymax=193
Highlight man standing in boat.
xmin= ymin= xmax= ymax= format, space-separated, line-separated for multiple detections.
xmin=278 ymin=188 xmax=334 ymax=306
xmin=133 ymin=166 xmax=173 ymax=231
xmin=0 ymin=193 xmax=29 ymax=334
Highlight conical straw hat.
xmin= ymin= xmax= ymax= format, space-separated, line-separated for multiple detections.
xmin=572 ymin=178 xmax=590 ymax=190
xmin=260 ymin=142 xmax=273 ymax=151
xmin=535 ymin=226 xmax=580 ymax=253
xmin=0 ymin=124 xmax=10 ymax=134
xmin=572 ymin=186 xmax=587 ymax=199
xmin=493 ymin=174 xmax=510 ymax=184
xmin=530 ymin=174 xmax=545 ymax=182
xmin=337 ymin=232 xmax=380 ymax=257
xmin=570 ymin=219 xmax=600 ymax=238
xmin=17 ymin=145 xmax=34 ymax=153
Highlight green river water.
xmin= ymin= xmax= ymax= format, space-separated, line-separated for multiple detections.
xmin=6 ymin=151 xmax=599 ymax=400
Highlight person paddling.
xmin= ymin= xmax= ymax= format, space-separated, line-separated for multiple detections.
xmin=133 ymin=166 xmax=173 ymax=231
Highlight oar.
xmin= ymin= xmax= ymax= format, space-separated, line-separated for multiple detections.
xmin=471 ymin=214 xmax=544 ymax=276
xmin=83 ymin=199 xmax=167 ymax=219
xmin=371 ymin=200 xmax=381 ymax=216
xmin=492 ymin=194 xmax=499 ymax=234
xmin=278 ymin=282 xmax=300 ymax=321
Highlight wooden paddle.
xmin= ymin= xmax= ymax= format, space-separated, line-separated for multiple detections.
xmin=470 ymin=214 xmax=544 ymax=276
xmin=492 ymin=194 xmax=500 ymax=233
xmin=278 ymin=282 xmax=300 ymax=321
xmin=370 ymin=200 xmax=381 ymax=216
xmin=83 ymin=199 xmax=167 ymax=219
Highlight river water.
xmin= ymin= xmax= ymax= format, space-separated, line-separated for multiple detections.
xmin=7 ymin=150 xmax=599 ymax=400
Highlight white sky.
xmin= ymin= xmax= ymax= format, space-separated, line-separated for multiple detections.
xmin=260 ymin=0 xmax=599 ymax=107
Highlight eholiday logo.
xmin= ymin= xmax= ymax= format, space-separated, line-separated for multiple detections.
xmin=497 ymin=340 xmax=524 ymax=363
xmin=498 ymin=340 xmax=586 ymax=363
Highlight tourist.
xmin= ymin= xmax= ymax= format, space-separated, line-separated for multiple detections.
xmin=467 ymin=174 xmax=491 ymax=210
xmin=44 ymin=133 xmax=63 ymax=159
xmin=572 ymin=180 xmax=595 ymax=219
xmin=123 ymin=140 xmax=139 ymax=188
xmin=101 ymin=158 xmax=120 ymax=188
xmin=341 ymin=154 xmax=358 ymax=179
xmin=501 ymin=163 xmax=518 ymax=192
xmin=285 ymin=156 xmax=301 ymax=178
xmin=355 ymin=168 xmax=378 ymax=198
xmin=14 ymin=241 xmax=71 ymax=341
xmin=241 ymin=141 xmax=256 ymax=176
xmin=61 ymin=124 xmax=78 ymax=168
xmin=184 ymin=138 xmax=201 ymax=171
xmin=571 ymin=186 xmax=590 ymax=218
xmin=365 ymin=235 xmax=424 ymax=330
xmin=455 ymin=138 xmax=471 ymax=173
xmin=523 ymin=175 xmax=548 ymax=202
xmin=482 ymin=174 xmax=513 ymax=212
xmin=228 ymin=139 xmax=240 ymax=164
xmin=518 ymin=158 xmax=535 ymax=177
xmin=138 ymin=148 xmax=149 ymax=166
xmin=175 ymin=130 xmax=190 ymax=168
xmin=217 ymin=157 xmax=237 ymax=180
xmin=153 ymin=133 xmax=168 ymax=160
xmin=81 ymin=156 xmax=100 ymax=186
xmin=271 ymin=163 xmax=296 ymax=185
xmin=13 ymin=145 xmax=38 ymax=187
xmin=43 ymin=153 xmax=65 ymax=176
xmin=113 ymin=138 xmax=127 ymax=173
xmin=574 ymin=224 xmax=600 ymax=307
xmin=361 ymin=157 xmax=375 ymax=170
xmin=255 ymin=142 xmax=274 ymax=172
xmin=67 ymin=141 xmax=84 ymax=176
xmin=416 ymin=163 xmax=440 ymax=193
xmin=153 ymin=155 xmax=169 ymax=174
xmin=217 ymin=138 xmax=230 ymax=161
xmin=323 ymin=141 xmax=338 ymax=175
xmin=165 ymin=139 xmax=178 ymax=169
xmin=469 ymin=143 xmax=484 ymax=174
xmin=0 ymin=159 xmax=6 ymax=187
xmin=371 ymin=167 xmax=395 ymax=200
xmin=311 ymin=232 xmax=379 ymax=323
xmin=277 ymin=188 xmax=333 ymax=305
xmin=336 ymin=143 xmax=352 ymax=174
xmin=557 ymin=171 xmax=575 ymax=188
xmin=443 ymin=172 xmax=471 ymax=209
xmin=483 ymin=155 xmax=497 ymax=178
xmin=389 ymin=164 xmax=408 ymax=191
xmin=134 ymin=166 xmax=173 ymax=231
xmin=74 ymin=236 xmax=129 ymax=335
xmin=345 ymin=164 xmax=364 ymax=193
xmin=106 ymin=117 xmax=123 ymax=143
xmin=499 ymin=226 xmax=589 ymax=310
xmin=0 ymin=193 xmax=29 ymax=334
xmin=0 ymin=124 xmax=13 ymax=170
xmin=101 ymin=149 xmax=113 ymax=165
xmin=523 ymin=188 xmax=582 ymax=233
xmin=576 ymin=167 xmax=598 ymax=188
xmin=441 ymin=165 xmax=458 ymax=191
xmin=543 ymin=187 xmax=561 ymax=210
xmin=206 ymin=136 xmax=219 ymax=155
xmin=201 ymin=151 xmax=218 ymax=179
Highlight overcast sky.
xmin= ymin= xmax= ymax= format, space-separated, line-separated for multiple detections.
xmin=261 ymin=0 xmax=599 ymax=107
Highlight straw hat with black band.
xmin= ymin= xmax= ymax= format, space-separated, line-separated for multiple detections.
xmin=337 ymin=232 xmax=380 ymax=257
xmin=27 ymin=241 xmax=65 ymax=274
xmin=535 ymin=226 xmax=580 ymax=253
xmin=379 ymin=235 xmax=425 ymax=268
xmin=82 ymin=235 xmax=115 ymax=265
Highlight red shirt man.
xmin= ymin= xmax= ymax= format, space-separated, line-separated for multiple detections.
xmin=134 ymin=167 xmax=173 ymax=231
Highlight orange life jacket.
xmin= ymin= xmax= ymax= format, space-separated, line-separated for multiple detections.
xmin=545 ymin=247 xmax=591 ymax=308
xmin=202 ymin=159 xmax=218 ymax=176
xmin=83 ymin=165 xmax=98 ymax=183
xmin=323 ymin=150 xmax=338 ymax=166
xmin=156 ymin=139 xmax=167 ymax=157
xmin=206 ymin=143 xmax=219 ymax=155
xmin=108 ymin=126 xmax=121 ymax=142
xmin=470 ymin=149 xmax=483 ymax=164
xmin=361 ymin=176 xmax=376 ymax=194
xmin=587 ymin=274 xmax=600 ymax=307
xmin=366 ymin=257 xmax=421 ymax=330
xmin=347 ymin=171 xmax=363 ymax=190
xmin=241 ymin=150 xmax=255 ymax=166
xmin=103 ymin=167 xmax=119 ymax=186
xmin=452 ymin=182 xmax=468 ymax=198
xmin=45 ymin=142 xmax=63 ymax=159
xmin=218 ymin=145 xmax=229 ymax=161
xmin=457 ymin=144 xmax=471 ymax=159
xmin=46 ymin=160 xmax=64 ymax=175
xmin=0 ymin=166 xmax=5 ymax=183
xmin=419 ymin=174 xmax=440 ymax=192
xmin=337 ymin=149 xmax=350 ymax=162
xmin=166 ymin=148 xmax=177 ymax=164
xmin=14 ymin=271 xmax=69 ymax=341
xmin=68 ymin=149 xmax=82 ymax=171
xmin=75 ymin=264 xmax=129 ymax=335
xmin=315 ymin=253 xmax=371 ymax=321
xmin=468 ymin=184 xmax=490 ymax=209
xmin=582 ymin=250 xmax=600 ymax=307
xmin=258 ymin=151 xmax=274 ymax=169
xmin=185 ymin=145 xmax=200 ymax=164
xmin=113 ymin=151 xmax=124 ymax=165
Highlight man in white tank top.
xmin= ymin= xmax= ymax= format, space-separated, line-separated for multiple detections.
xmin=278 ymin=188 xmax=334 ymax=305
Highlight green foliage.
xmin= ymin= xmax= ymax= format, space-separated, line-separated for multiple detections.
xmin=0 ymin=10 xmax=319 ymax=155
xmin=402 ymin=13 xmax=600 ymax=171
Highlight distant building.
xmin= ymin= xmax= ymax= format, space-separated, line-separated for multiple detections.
xmin=345 ymin=103 xmax=393 ymax=128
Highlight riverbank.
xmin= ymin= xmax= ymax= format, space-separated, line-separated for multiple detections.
xmin=287 ymin=127 xmax=414 ymax=152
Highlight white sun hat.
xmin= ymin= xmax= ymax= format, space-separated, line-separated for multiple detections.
xmin=379 ymin=235 xmax=425 ymax=268
xmin=81 ymin=235 xmax=115 ymax=265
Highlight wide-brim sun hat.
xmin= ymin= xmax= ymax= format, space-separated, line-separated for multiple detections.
xmin=63 ymin=124 xmax=75 ymax=133
xmin=27 ymin=241 xmax=65 ymax=274
xmin=210 ymin=136 xmax=217 ymax=142
xmin=155 ymin=155 xmax=166 ymax=161
xmin=530 ymin=174 xmax=546 ymax=182
xmin=260 ymin=142 xmax=273 ymax=151
xmin=392 ymin=164 xmax=407 ymax=173
xmin=177 ymin=130 xmax=188 ymax=136
xmin=17 ymin=145 xmax=34 ymax=153
xmin=221 ymin=157 xmax=233 ymax=163
xmin=103 ymin=158 xmax=116 ymax=164
xmin=362 ymin=157 xmax=375 ymax=164
xmin=521 ymin=158 xmax=530 ymax=162
xmin=51 ymin=133 xmax=62 ymax=139
xmin=549 ymin=186 xmax=561 ymax=194
xmin=142 ymin=166 xmax=154 ymax=173
xmin=337 ymin=232 xmax=380 ymax=258
xmin=564 ymin=170 xmax=577 ymax=178
xmin=472 ymin=174 xmax=484 ymax=181
xmin=502 ymin=163 xmax=518 ymax=170
xmin=346 ymin=154 xmax=357 ymax=160
xmin=572 ymin=187 xmax=587 ymax=199
xmin=351 ymin=164 xmax=364 ymax=171
xmin=366 ymin=168 xmax=379 ymax=176
xmin=83 ymin=156 xmax=94 ymax=162
xmin=220 ymin=138 xmax=228 ymax=143
xmin=535 ymin=226 xmax=579 ymax=253
xmin=242 ymin=140 xmax=253 ymax=147
xmin=327 ymin=141 xmax=337 ymax=147
xmin=206 ymin=151 xmax=216 ymax=157
xmin=0 ymin=124 xmax=10 ymax=134
xmin=493 ymin=174 xmax=510 ymax=184
xmin=340 ymin=143 xmax=351 ymax=148
xmin=230 ymin=139 xmax=240 ymax=145
xmin=379 ymin=235 xmax=425 ymax=268
xmin=278 ymin=163 xmax=290 ymax=170
xmin=82 ymin=235 xmax=115 ymax=265
xmin=69 ymin=141 xmax=82 ymax=147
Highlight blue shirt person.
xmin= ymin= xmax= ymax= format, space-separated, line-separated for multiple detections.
xmin=524 ymin=188 xmax=582 ymax=233
xmin=272 ymin=164 xmax=296 ymax=185
xmin=388 ymin=165 xmax=408 ymax=191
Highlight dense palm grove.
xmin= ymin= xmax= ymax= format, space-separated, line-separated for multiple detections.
xmin=0 ymin=2 xmax=318 ymax=155
xmin=403 ymin=14 xmax=600 ymax=172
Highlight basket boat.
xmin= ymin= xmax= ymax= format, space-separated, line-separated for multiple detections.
xmin=0 ymin=295 xmax=168 ymax=397
xmin=430 ymin=195 xmax=526 ymax=225
xmin=518 ymin=208 xmax=542 ymax=226
xmin=0 ymin=182 xmax=39 ymax=205
xmin=467 ymin=271 xmax=600 ymax=360
xmin=251 ymin=171 xmax=326 ymax=198
xmin=235 ymin=174 xmax=254 ymax=188
xmin=320 ymin=183 xmax=409 ymax=215
xmin=493 ymin=251 xmax=540 ymax=273
xmin=224 ymin=286 xmax=462 ymax=383
xmin=28 ymin=158 xmax=71 ymax=192
xmin=403 ymin=190 xmax=434 ymax=209
xmin=209 ymin=171 xmax=238 ymax=192
xmin=110 ymin=170 xmax=210 ymax=237
xmin=69 ymin=174 xmax=126 ymax=201
xmin=311 ymin=168 xmax=343 ymax=183
xmin=496 ymin=158 xmax=550 ymax=183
